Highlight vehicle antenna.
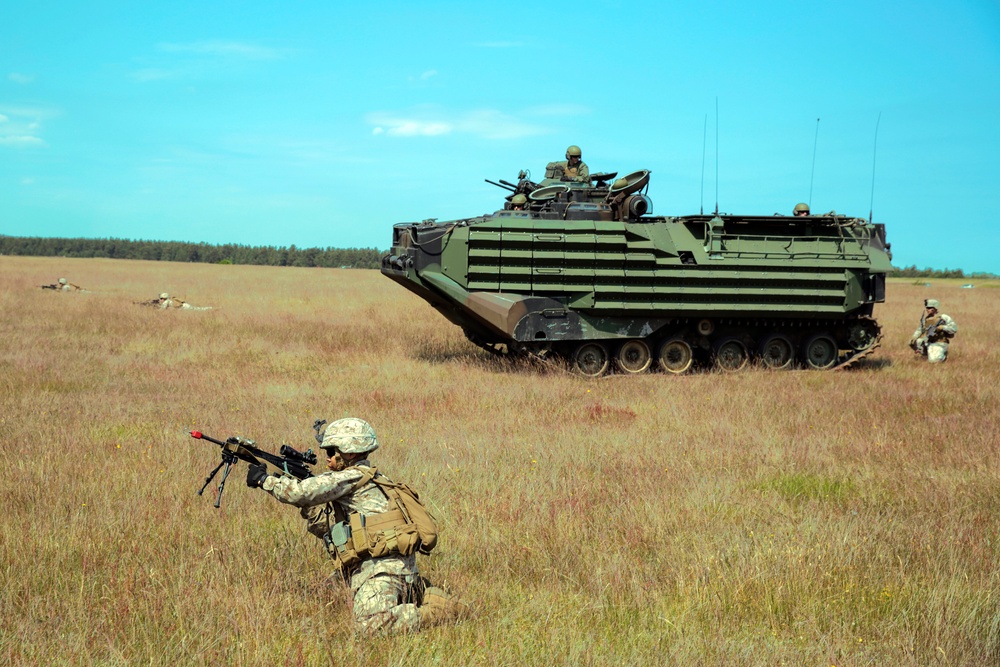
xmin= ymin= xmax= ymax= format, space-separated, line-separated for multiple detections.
xmin=700 ymin=113 xmax=707 ymax=215
xmin=808 ymin=117 xmax=820 ymax=208
xmin=869 ymin=111 xmax=881 ymax=223
xmin=714 ymin=97 xmax=719 ymax=216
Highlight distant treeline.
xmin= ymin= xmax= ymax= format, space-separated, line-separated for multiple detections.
xmin=0 ymin=235 xmax=383 ymax=269
xmin=890 ymin=265 xmax=997 ymax=280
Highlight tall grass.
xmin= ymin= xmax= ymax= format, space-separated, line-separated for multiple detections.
xmin=1 ymin=256 xmax=998 ymax=665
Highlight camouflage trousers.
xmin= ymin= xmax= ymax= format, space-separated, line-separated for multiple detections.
xmin=351 ymin=572 xmax=424 ymax=634
xmin=913 ymin=338 xmax=949 ymax=363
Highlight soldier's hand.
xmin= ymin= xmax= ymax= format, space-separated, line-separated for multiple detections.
xmin=246 ymin=464 xmax=269 ymax=488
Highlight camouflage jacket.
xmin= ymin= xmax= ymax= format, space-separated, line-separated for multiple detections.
xmin=547 ymin=159 xmax=590 ymax=182
xmin=911 ymin=312 xmax=957 ymax=343
xmin=262 ymin=462 xmax=418 ymax=589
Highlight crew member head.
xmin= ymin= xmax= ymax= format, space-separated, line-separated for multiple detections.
xmin=565 ymin=145 xmax=582 ymax=166
xmin=793 ymin=203 xmax=810 ymax=216
xmin=511 ymin=194 xmax=527 ymax=210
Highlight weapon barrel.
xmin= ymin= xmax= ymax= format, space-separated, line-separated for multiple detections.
xmin=191 ymin=430 xmax=226 ymax=446
xmin=485 ymin=179 xmax=516 ymax=192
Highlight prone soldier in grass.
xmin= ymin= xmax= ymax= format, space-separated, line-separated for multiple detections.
xmin=155 ymin=292 xmax=213 ymax=310
xmin=41 ymin=277 xmax=87 ymax=292
xmin=246 ymin=417 xmax=469 ymax=634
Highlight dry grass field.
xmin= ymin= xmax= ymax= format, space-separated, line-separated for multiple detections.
xmin=1 ymin=255 xmax=998 ymax=666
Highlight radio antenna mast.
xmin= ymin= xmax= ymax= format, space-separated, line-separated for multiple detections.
xmin=809 ymin=118 xmax=820 ymax=208
xmin=869 ymin=112 xmax=881 ymax=223
xmin=714 ymin=97 xmax=719 ymax=215
xmin=700 ymin=113 xmax=707 ymax=215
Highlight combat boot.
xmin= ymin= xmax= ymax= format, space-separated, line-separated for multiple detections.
xmin=418 ymin=587 xmax=472 ymax=628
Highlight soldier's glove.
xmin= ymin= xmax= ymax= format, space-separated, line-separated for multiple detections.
xmin=246 ymin=464 xmax=269 ymax=488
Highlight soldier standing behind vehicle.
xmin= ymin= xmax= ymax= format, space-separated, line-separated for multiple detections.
xmin=545 ymin=145 xmax=590 ymax=182
xmin=909 ymin=298 xmax=958 ymax=363
xmin=246 ymin=417 xmax=469 ymax=634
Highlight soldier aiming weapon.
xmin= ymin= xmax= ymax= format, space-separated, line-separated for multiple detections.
xmin=191 ymin=431 xmax=317 ymax=507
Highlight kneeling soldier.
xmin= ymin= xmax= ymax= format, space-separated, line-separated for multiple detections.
xmin=909 ymin=298 xmax=958 ymax=363
xmin=247 ymin=417 xmax=468 ymax=634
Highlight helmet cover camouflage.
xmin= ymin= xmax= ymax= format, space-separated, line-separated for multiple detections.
xmin=793 ymin=203 xmax=810 ymax=214
xmin=925 ymin=299 xmax=940 ymax=309
xmin=565 ymin=145 xmax=582 ymax=158
xmin=159 ymin=292 xmax=170 ymax=299
xmin=58 ymin=278 xmax=67 ymax=285
xmin=511 ymin=194 xmax=527 ymax=206
xmin=321 ymin=417 xmax=379 ymax=454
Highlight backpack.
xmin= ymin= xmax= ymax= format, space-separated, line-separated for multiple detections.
xmin=349 ymin=466 xmax=439 ymax=556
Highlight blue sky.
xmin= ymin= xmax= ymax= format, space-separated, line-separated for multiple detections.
xmin=2 ymin=1 xmax=999 ymax=273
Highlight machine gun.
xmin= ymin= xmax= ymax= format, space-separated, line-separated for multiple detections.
xmin=40 ymin=284 xmax=59 ymax=290
xmin=191 ymin=431 xmax=317 ymax=508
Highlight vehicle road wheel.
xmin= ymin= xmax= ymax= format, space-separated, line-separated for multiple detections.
xmin=714 ymin=338 xmax=749 ymax=372
xmin=846 ymin=320 xmax=879 ymax=351
xmin=616 ymin=340 xmax=652 ymax=374
xmin=802 ymin=333 xmax=838 ymax=370
xmin=573 ymin=342 xmax=610 ymax=377
xmin=757 ymin=334 xmax=794 ymax=370
xmin=657 ymin=338 xmax=693 ymax=374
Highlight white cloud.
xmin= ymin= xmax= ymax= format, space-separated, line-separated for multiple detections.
xmin=21 ymin=177 xmax=35 ymax=185
xmin=0 ymin=136 xmax=45 ymax=146
xmin=367 ymin=108 xmax=550 ymax=140
xmin=158 ymin=41 xmax=284 ymax=60
xmin=8 ymin=73 xmax=34 ymax=84
xmin=0 ymin=105 xmax=55 ymax=148
xmin=420 ymin=70 xmax=437 ymax=80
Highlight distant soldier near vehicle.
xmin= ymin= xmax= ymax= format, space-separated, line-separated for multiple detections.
xmin=909 ymin=298 xmax=958 ymax=363
xmin=41 ymin=278 xmax=86 ymax=292
xmin=545 ymin=145 xmax=590 ymax=182
xmin=151 ymin=292 xmax=214 ymax=310
xmin=247 ymin=417 xmax=470 ymax=634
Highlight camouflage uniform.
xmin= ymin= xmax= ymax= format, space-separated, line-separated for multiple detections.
xmin=263 ymin=465 xmax=423 ymax=634
xmin=158 ymin=293 xmax=213 ymax=310
xmin=55 ymin=278 xmax=85 ymax=292
xmin=556 ymin=160 xmax=590 ymax=183
xmin=257 ymin=418 xmax=467 ymax=634
xmin=909 ymin=300 xmax=957 ymax=363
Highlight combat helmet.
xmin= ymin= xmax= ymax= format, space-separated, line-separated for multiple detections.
xmin=159 ymin=292 xmax=170 ymax=299
xmin=793 ymin=203 xmax=810 ymax=215
xmin=320 ymin=417 xmax=379 ymax=454
xmin=511 ymin=194 xmax=527 ymax=207
xmin=925 ymin=299 xmax=940 ymax=309
xmin=565 ymin=145 xmax=582 ymax=159
xmin=58 ymin=278 xmax=67 ymax=285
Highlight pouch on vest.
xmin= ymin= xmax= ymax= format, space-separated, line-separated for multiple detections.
xmin=349 ymin=512 xmax=369 ymax=558
xmin=328 ymin=521 xmax=360 ymax=570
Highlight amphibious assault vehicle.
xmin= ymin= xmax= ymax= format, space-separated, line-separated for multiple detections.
xmin=381 ymin=169 xmax=892 ymax=375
